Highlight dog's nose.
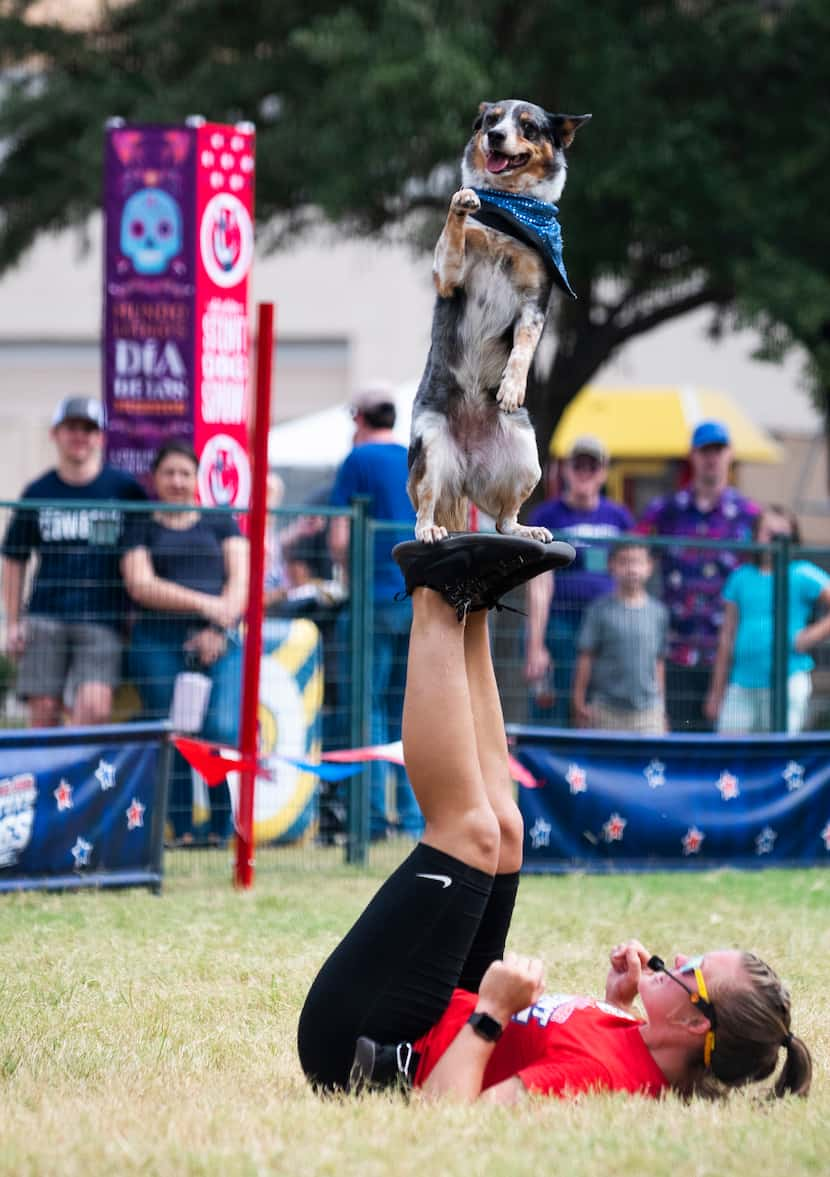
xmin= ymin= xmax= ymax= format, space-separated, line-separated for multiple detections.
xmin=487 ymin=128 xmax=506 ymax=148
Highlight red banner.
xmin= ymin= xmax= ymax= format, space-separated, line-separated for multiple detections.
xmin=193 ymin=122 xmax=256 ymax=508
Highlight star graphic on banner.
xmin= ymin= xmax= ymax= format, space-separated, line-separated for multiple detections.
xmin=125 ymin=797 xmax=145 ymax=831
xmin=755 ymin=826 xmax=778 ymax=855
xmin=528 ymin=818 xmax=552 ymax=850
xmin=783 ymin=761 xmax=805 ymax=792
xmin=821 ymin=822 xmax=830 ymax=852
xmin=602 ymin=813 xmax=627 ymax=843
xmin=643 ymin=759 xmax=666 ymax=790
xmin=565 ymin=763 xmax=587 ymax=794
xmin=71 ymin=836 xmax=93 ymax=868
xmin=94 ymin=759 xmax=116 ymax=791
xmin=716 ymin=770 xmax=740 ymax=801
xmin=53 ymin=778 xmax=73 ymax=811
xmin=682 ymin=826 xmax=705 ymax=855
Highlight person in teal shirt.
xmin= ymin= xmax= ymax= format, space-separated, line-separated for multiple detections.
xmin=705 ymin=506 xmax=830 ymax=733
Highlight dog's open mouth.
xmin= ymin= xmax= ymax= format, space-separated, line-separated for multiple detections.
xmin=485 ymin=150 xmax=530 ymax=174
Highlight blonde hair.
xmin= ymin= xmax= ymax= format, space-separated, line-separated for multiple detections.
xmin=693 ymin=952 xmax=811 ymax=1099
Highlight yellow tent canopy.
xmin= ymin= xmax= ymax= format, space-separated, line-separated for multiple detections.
xmin=550 ymin=386 xmax=781 ymax=464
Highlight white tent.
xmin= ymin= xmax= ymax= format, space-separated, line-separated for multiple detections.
xmin=268 ymin=381 xmax=416 ymax=470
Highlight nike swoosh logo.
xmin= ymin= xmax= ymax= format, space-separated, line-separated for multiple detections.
xmin=416 ymin=873 xmax=452 ymax=889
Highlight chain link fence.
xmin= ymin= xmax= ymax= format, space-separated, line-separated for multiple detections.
xmin=1 ymin=497 xmax=828 ymax=878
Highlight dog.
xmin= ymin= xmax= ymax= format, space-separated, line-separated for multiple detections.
xmin=408 ymin=99 xmax=591 ymax=543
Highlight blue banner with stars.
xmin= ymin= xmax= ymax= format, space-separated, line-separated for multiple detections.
xmin=0 ymin=722 xmax=169 ymax=892
xmin=509 ymin=726 xmax=830 ymax=872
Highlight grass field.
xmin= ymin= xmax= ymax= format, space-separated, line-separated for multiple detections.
xmin=1 ymin=850 xmax=828 ymax=1176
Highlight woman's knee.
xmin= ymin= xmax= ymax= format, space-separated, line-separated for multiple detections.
xmin=494 ymin=799 xmax=524 ymax=860
xmin=426 ymin=803 xmax=501 ymax=873
xmin=483 ymin=797 xmax=523 ymax=873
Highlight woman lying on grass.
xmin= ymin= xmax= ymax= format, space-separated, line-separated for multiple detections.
xmin=298 ymin=534 xmax=812 ymax=1103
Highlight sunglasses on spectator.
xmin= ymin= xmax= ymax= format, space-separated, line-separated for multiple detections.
xmin=647 ymin=954 xmax=717 ymax=1067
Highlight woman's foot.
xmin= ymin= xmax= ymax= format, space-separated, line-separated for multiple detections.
xmin=393 ymin=532 xmax=575 ymax=620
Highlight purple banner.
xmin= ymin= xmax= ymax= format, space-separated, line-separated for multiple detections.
xmin=103 ymin=125 xmax=198 ymax=488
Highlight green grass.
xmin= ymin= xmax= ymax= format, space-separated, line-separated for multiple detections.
xmin=1 ymin=856 xmax=828 ymax=1176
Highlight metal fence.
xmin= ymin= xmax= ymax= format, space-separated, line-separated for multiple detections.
xmin=1 ymin=497 xmax=829 ymax=876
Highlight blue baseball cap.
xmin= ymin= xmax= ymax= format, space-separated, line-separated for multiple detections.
xmin=691 ymin=420 xmax=730 ymax=449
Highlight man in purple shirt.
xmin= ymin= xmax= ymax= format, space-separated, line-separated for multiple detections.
xmin=524 ymin=435 xmax=633 ymax=725
xmin=635 ymin=420 xmax=759 ymax=732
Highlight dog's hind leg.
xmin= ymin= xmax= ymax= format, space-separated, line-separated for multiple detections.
xmin=433 ymin=189 xmax=481 ymax=298
xmin=408 ymin=414 xmax=462 ymax=543
xmin=496 ymin=507 xmax=553 ymax=544
xmin=474 ymin=420 xmax=553 ymax=543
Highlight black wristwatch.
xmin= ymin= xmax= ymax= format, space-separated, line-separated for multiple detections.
xmin=467 ymin=1011 xmax=504 ymax=1042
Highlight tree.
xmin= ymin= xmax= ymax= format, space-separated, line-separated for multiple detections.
xmin=1 ymin=0 xmax=827 ymax=468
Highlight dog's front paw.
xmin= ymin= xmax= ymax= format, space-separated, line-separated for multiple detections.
xmin=496 ymin=376 xmax=523 ymax=414
xmin=451 ymin=188 xmax=481 ymax=217
xmin=415 ymin=523 xmax=449 ymax=544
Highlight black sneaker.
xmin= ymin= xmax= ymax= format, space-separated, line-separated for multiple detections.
xmin=484 ymin=537 xmax=576 ymax=604
xmin=392 ymin=532 xmax=574 ymax=621
xmin=348 ymin=1036 xmax=418 ymax=1095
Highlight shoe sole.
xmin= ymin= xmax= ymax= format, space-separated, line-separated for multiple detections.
xmin=392 ymin=533 xmax=576 ymax=596
xmin=393 ymin=532 xmax=573 ymax=574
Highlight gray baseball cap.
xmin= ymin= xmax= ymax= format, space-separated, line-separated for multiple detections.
xmin=567 ymin=434 xmax=609 ymax=464
xmin=52 ymin=396 xmax=106 ymax=430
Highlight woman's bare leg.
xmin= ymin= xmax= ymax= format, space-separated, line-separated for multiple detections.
xmin=463 ymin=610 xmax=524 ymax=873
xmin=402 ymin=589 xmax=500 ymax=874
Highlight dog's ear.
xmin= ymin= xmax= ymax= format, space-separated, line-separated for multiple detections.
xmin=473 ymin=101 xmax=493 ymax=132
xmin=547 ymin=112 xmax=592 ymax=148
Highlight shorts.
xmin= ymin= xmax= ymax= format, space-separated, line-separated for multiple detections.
xmin=16 ymin=615 xmax=123 ymax=700
xmin=718 ymin=672 xmax=812 ymax=735
xmin=590 ymin=698 xmax=666 ymax=735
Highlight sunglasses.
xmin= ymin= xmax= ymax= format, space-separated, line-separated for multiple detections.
xmin=647 ymin=954 xmax=717 ymax=1067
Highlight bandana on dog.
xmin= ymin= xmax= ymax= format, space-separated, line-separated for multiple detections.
xmin=471 ymin=188 xmax=576 ymax=299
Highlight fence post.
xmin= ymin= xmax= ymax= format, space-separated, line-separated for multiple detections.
xmin=771 ymin=533 xmax=791 ymax=732
xmin=346 ymin=496 xmax=371 ymax=864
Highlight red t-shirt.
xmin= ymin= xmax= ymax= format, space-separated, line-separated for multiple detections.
xmin=413 ymin=990 xmax=668 ymax=1098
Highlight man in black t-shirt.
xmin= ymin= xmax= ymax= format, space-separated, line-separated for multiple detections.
xmin=1 ymin=396 xmax=146 ymax=727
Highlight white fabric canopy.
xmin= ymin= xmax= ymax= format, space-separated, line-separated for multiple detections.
xmin=268 ymin=381 xmax=416 ymax=469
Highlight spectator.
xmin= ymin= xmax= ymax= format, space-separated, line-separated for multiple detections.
xmin=328 ymin=384 xmax=421 ymax=841
xmin=705 ymin=505 xmax=830 ymax=734
xmin=524 ymin=435 xmax=633 ymax=725
xmin=1 ymin=395 xmax=146 ymax=728
xmin=263 ymin=470 xmax=289 ymax=599
xmin=571 ymin=541 xmax=668 ymax=735
xmin=636 ymin=420 xmax=759 ymax=732
xmin=266 ymin=492 xmax=347 ymax=845
xmin=121 ymin=442 xmax=248 ymax=845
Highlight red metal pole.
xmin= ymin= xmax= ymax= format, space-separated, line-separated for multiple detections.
xmin=235 ymin=302 xmax=274 ymax=888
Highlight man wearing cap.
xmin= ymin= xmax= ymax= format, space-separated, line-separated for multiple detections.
xmin=635 ymin=420 xmax=759 ymax=732
xmin=328 ymin=385 xmax=421 ymax=840
xmin=524 ymin=435 xmax=633 ymax=725
xmin=1 ymin=396 xmax=146 ymax=727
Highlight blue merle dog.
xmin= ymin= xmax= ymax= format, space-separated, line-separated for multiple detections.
xmin=408 ymin=99 xmax=590 ymax=543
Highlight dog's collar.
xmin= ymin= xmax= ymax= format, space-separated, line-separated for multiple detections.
xmin=470 ymin=188 xmax=576 ymax=299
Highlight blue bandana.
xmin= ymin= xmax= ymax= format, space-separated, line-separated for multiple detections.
xmin=471 ymin=188 xmax=576 ymax=299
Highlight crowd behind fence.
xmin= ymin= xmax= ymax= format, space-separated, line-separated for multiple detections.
xmin=1 ymin=497 xmax=829 ymax=870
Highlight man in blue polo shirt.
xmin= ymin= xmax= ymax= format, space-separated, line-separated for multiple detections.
xmin=1 ymin=395 xmax=146 ymax=728
xmin=328 ymin=385 xmax=421 ymax=840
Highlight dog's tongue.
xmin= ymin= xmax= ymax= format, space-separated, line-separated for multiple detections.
xmin=486 ymin=151 xmax=511 ymax=174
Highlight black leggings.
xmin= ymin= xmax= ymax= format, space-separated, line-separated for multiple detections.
xmin=297 ymin=843 xmax=519 ymax=1090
